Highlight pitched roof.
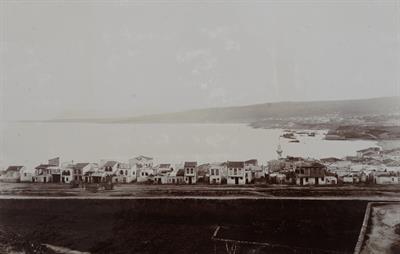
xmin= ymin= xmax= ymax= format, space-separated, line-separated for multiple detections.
xmin=184 ymin=161 xmax=197 ymax=168
xmin=320 ymin=157 xmax=342 ymax=163
xmin=134 ymin=155 xmax=153 ymax=161
xmin=227 ymin=161 xmax=245 ymax=168
xmin=210 ymin=162 xmax=227 ymax=167
xmin=102 ymin=161 xmax=118 ymax=168
xmin=297 ymin=161 xmax=326 ymax=169
xmin=197 ymin=164 xmax=210 ymax=176
xmin=176 ymin=169 xmax=185 ymax=177
xmin=245 ymin=159 xmax=258 ymax=166
xmin=285 ymin=156 xmax=304 ymax=162
xmin=6 ymin=166 xmax=24 ymax=172
xmin=159 ymin=164 xmax=171 ymax=168
xmin=48 ymin=157 xmax=60 ymax=166
xmin=35 ymin=164 xmax=52 ymax=170
xmin=73 ymin=163 xmax=90 ymax=170
xmin=375 ymin=172 xmax=397 ymax=177
xmin=325 ymin=172 xmax=336 ymax=177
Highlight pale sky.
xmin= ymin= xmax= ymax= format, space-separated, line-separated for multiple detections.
xmin=1 ymin=0 xmax=399 ymax=121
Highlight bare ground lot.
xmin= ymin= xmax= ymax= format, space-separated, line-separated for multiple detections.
xmin=1 ymin=183 xmax=400 ymax=199
xmin=0 ymin=199 xmax=368 ymax=254
xmin=360 ymin=203 xmax=400 ymax=254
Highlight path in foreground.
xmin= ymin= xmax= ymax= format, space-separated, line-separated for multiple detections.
xmin=1 ymin=182 xmax=400 ymax=200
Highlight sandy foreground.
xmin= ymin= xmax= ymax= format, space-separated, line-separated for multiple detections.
xmin=361 ymin=203 xmax=400 ymax=254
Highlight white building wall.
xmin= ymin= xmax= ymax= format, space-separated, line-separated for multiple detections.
xmin=227 ymin=176 xmax=246 ymax=185
xmin=375 ymin=176 xmax=399 ymax=184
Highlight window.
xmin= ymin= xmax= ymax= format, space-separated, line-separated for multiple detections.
xmin=234 ymin=168 xmax=237 ymax=175
xmin=216 ymin=169 xmax=219 ymax=175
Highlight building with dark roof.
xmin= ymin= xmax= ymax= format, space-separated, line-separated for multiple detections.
xmin=0 ymin=166 xmax=25 ymax=183
xmin=295 ymin=161 xmax=327 ymax=185
xmin=184 ymin=161 xmax=198 ymax=184
xmin=227 ymin=161 xmax=245 ymax=185
xmin=245 ymin=159 xmax=258 ymax=166
xmin=6 ymin=166 xmax=24 ymax=172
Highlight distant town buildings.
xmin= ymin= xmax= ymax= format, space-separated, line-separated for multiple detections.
xmin=1 ymin=146 xmax=400 ymax=187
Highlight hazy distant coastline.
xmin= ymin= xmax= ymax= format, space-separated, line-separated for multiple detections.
xmin=33 ymin=96 xmax=400 ymax=141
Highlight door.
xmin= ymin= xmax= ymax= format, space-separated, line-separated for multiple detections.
xmin=53 ymin=175 xmax=60 ymax=183
xmin=188 ymin=177 xmax=192 ymax=184
xmin=235 ymin=178 xmax=239 ymax=185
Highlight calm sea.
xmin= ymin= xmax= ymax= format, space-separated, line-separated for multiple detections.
xmin=0 ymin=123 xmax=377 ymax=169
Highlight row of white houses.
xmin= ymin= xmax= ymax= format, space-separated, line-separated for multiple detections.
xmin=0 ymin=156 xmax=266 ymax=185
xmin=2 ymin=149 xmax=400 ymax=186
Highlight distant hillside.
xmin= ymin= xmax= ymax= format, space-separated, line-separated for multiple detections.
xmin=118 ymin=96 xmax=400 ymax=124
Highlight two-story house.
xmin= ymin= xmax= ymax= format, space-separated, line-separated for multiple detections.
xmin=137 ymin=167 xmax=155 ymax=183
xmin=129 ymin=155 xmax=154 ymax=169
xmin=113 ymin=162 xmax=134 ymax=183
xmin=245 ymin=159 xmax=260 ymax=184
xmin=209 ymin=162 xmax=227 ymax=184
xmin=227 ymin=161 xmax=245 ymax=185
xmin=295 ymin=161 xmax=327 ymax=185
xmin=184 ymin=161 xmax=197 ymax=184
xmin=154 ymin=164 xmax=174 ymax=184
xmin=34 ymin=164 xmax=53 ymax=183
xmin=101 ymin=161 xmax=119 ymax=175
xmin=72 ymin=163 xmax=90 ymax=182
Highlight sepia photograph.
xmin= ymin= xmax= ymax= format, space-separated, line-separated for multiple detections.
xmin=0 ymin=0 xmax=399 ymax=253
